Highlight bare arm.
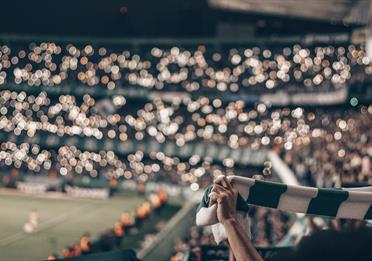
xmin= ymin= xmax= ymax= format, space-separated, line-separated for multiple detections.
xmin=222 ymin=218 xmax=263 ymax=261
xmin=213 ymin=176 xmax=263 ymax=261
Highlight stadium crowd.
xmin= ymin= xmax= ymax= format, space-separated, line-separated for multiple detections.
xmin=0 ymin=87 xmax=370 ymax=188
xmin=0 ymin=41 xmax=371 ymax=260
xmin=0 ymin=42 xmax=370 ymax=189
xmin=0 ymin=42 xmax=370 ymax=94
xmin=0 ymin=140 xmax=258 ymax=190
xmin=284 ymin=106 xmax=372 ymax=187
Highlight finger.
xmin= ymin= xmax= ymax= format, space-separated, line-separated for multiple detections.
xmin=217 ymin=193 xmax=228 ymax=204
xmin=209 ymin=199 xmax=217 ymax=207
xmin=213 ymin=175 xmax=225 ymax=186
xmin=220 ymin=177 xmax=228 ymax=188
xmin=213 ymin=184 xmax=229 ymax=194
xmin=211 ymin=184 xmax=222 ymax=192
xmin=209 ymin=191 xmax=218 ymax=206
xmin=214 ymin=175 xmax=231 ymax=190
xmin=222 ymin=176 xmax=233 ymax=191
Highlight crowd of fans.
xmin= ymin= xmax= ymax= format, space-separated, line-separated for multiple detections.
xmin=0 ymin=140 xmax=261 ymax=190
xmin=0 ymin=41 xmax=371 ymax=260
xmin=0 ymin=42 xmax=370 ymax=189
xmin=0 ymin=42 xmax=370 ymax=95
xmin=283 ymin=106 xmax=372 ymax=187
xmin=0 ymin=87 xmax=370 ymax=188
xmin=47 ymin=190 xmax=168 ymax=260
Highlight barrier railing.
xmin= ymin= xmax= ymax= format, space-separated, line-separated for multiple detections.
xmin=52 ymin=249 xmax=136 ymax=261
xmin=137 ymin=197 xmax=199 ymax=261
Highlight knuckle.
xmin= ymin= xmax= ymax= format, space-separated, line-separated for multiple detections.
xmin=221 ymin=194 xmax=228 ymax=199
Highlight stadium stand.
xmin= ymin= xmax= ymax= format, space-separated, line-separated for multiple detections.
xmin=0 ymin=1 xmax=372 ymax=259
xmin=0 ymin=38 xmax=371 ymax=259
xmin=0 ymin=40 xmax=368 ymax=96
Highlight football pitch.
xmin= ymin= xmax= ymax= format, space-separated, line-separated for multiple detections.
xmin=0 ymin=190 xmax=178 ymax=261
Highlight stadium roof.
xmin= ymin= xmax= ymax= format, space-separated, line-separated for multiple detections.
xmin=0 ymin=0 xmax=362 ymax=37
xmin=209 ymin=0 xmax=371 ymax=25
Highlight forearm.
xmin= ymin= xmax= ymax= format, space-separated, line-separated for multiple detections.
xmin=229 ymin=249 xmax=235 ymax=261
xmin=223 ymin=219 xmax=263 ymax=261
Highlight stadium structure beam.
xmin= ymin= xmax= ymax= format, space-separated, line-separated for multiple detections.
xmin=209 ymin=0 xmax=362 ymax=23
xmin=366 ymin=1 xmax=372 ymax=60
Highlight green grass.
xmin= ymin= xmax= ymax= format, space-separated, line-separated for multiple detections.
xmin=0 ymin=190 xmax=179 ymax=261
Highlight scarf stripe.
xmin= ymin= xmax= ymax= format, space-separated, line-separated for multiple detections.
xmin=306 ymin=189 xmax=349 ymax=217
xmin=196 ymin=176 xmax=372 ymax=229
xmin=364 ymin=206 xmax=372 ymax=219
xmin=247 ymin=180 xmax=287 ymax=209
xmin=337 ymin=193 xmax=371 ymax=219
xmin=277 ymin=185 xmax=317 ymax=213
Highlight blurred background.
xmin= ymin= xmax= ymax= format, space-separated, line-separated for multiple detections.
xmin=0 ymin=0 xmax=371 ymax=260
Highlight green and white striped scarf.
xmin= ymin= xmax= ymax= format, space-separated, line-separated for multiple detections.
xmin=196 ymin=176 xmax=372 ymax=243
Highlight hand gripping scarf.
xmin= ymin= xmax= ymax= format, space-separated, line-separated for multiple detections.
xmin=196 ymin=176 xmax=372 ymax=243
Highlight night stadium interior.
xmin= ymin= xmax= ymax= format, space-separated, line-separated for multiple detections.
xmin=0 ymin=0 xmax=372 ymax=260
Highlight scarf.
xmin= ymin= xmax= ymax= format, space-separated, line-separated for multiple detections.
xmin=196 ymin=176 xmax=372 ymax=243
